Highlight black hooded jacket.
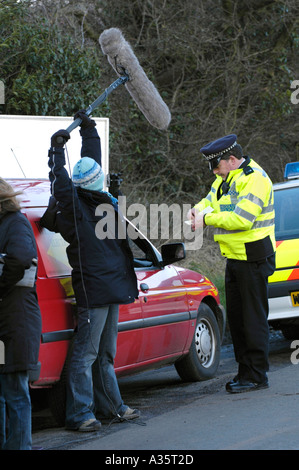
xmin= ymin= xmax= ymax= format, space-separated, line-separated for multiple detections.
xmin=47 ymin=126 xmax=138 ymax=308
xmin=0 ymin=211 xmax=41 ymax=374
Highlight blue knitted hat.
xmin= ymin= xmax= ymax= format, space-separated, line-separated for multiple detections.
xmin=72 ymin=157 xmax=105 ymax=191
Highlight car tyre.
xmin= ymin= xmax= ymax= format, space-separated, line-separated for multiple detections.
xmin=175 ymin=303 xmax=221 ymax=382
xmin=281 ymin=324 xmax=299 ymax=340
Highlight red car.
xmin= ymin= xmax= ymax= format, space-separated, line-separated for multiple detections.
xmin=8 ymin=179 xmax=226 ymax=424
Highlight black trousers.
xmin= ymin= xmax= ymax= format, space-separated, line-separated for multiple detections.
xmin=225 ymin=254 xmax=276 ymax=383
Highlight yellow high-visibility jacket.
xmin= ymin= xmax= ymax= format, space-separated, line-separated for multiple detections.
xmin=194 ymin=158 xmax=275 ymax=261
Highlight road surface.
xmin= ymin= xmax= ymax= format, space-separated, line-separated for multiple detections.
xmin=31 ymin=331 xmax=299 ymax=451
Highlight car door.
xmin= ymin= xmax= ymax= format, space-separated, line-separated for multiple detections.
xmin=114 ymin=298 xmax=144 ymax=371
xmin=268 ymin=183 xmax=299 ymax=322
xmin=127 ymin=231 xmax=190 ymax=363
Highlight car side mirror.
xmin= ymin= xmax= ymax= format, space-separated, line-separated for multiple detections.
xmin=161 ymin=242 xmax=186 ymax=267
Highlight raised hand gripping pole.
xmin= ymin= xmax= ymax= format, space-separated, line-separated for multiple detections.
xmin=66 ymin=75 xmax=129 ymax=134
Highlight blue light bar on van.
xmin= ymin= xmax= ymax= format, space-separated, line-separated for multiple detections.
xmin=284 ymin=162 xmax=299 ymax=180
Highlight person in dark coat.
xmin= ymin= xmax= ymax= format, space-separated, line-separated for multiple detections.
xmin=0 ymin=179 xmax=41 ymax=450
xmin=48 ymin=111 xmax=140 ymax=432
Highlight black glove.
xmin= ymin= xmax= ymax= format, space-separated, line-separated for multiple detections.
xmin=51 ymin=129 xmax=70 ymax=148
xmin=74 ymin=109 xmax=96 ymax=129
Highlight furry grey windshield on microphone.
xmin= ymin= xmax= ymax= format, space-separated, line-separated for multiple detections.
xmin=99 ymin=28 xmax=171 ymax=131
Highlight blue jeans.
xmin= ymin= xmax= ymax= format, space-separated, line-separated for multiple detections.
xmin=0 ymin=372 xmax=32 ymax=450
xmin=65 ymin=305 xmax=127 ymax=429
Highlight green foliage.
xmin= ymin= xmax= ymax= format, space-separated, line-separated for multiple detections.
xmin=0 ymin=0 xmax=298 ymax=202
xmin=0 ymin=0 xmax=108 ymax=117
xmin=98 ymin=0 xmax=299 ymax=200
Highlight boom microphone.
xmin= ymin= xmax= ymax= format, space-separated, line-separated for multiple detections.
xmin=99 ymin=28 xmax=171 ymax=130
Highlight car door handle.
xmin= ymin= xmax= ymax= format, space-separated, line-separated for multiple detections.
xmin=140 ymin=283 xmax=149 ymax=292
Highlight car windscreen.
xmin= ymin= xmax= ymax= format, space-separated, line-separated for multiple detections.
xmin=274 ymin=186 xmax=299 ymax=241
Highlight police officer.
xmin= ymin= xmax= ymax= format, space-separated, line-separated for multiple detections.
xmin=189 ymin=134 xmax=276 ymax=393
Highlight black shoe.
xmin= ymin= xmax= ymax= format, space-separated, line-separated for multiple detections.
xmin=226 ymin=378 xmax=269 ymax=394
xmin=225 ymin=375 xmax=239 ymax=391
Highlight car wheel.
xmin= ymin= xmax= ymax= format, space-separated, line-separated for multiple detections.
xmin=175 ymin=303 xmax=221 ymax=382
xmin=281 ymin=324 xmax=299 ymax=340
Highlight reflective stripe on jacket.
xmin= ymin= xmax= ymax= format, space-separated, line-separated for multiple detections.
xmin=194 ymin=158 xmax=276 ymax=261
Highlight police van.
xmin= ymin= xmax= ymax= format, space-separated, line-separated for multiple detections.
xmin=268 ymin=162 xmax=299 ymax=339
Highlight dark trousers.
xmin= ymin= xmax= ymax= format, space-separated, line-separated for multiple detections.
xmin=225 ymin=254 xmax=275 ymax=383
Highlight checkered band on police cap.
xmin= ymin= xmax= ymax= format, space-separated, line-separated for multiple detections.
xmin=72 ymin=157 xmax=105 ymax=191
xmin=200 ymin=134 xmax=237 ymax=161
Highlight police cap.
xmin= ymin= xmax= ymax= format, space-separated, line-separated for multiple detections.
xmin=200 ymin=134 xmax=237 ymax=161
